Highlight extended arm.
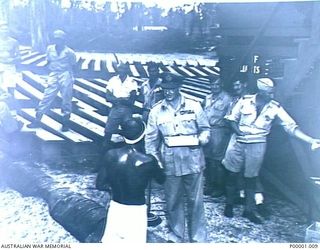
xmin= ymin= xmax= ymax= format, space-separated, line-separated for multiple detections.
xmin=292 ymin=128 xmax=320 ymax=150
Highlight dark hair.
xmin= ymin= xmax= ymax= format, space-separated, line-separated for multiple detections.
xmin=120 ymin=118 xmax=145 ymax=144
xmin=147 ymin=62 xmax=159 ymax=72
xmin=207 ymin=75 xmax=220 ymax=83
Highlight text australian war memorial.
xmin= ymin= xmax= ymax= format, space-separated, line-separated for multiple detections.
xmin=0 ymin=0 xmax=320 ymax=244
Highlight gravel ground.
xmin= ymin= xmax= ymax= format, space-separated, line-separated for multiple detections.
xmin=0 ymin=158 xmax=310 ymax=243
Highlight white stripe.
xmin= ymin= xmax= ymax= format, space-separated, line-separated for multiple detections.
xmin=73 ymin=84 xmax=112 ymax=108
xmin=178 ymin=66 xmax=196 ymax=77
xmin=18 ymin=115 xmax=64 ymax=141
xmin=21 ymin=54 xmax=46 ymax=65
xmin=20 ymin=51 xmax=40 ymax=60
xmin=94 ymin=78 xmax=109 ymax=86
xmin=76 ymin=78 xmax=106 ymax=92
xmin=81 ymin=57 xmax=92 ymax=70
xmin=94 ymin=56 xmax=101 ymax=71
xmin=16 ymin=78 xmax=43 ymax=100
xmin=166 ymin=66 xmax=181 ymax=75
xmin=180 ymin=91 xmax=203 ymax=102
xmin=52 ymin=109 xmax=105 ymax=137
xmin=76 ymin=102 xmax=107 ymax=124
xmin=106 ymin=54 xmax=116 ymax=73
xmin=23 ymin=108 xmax=92 ymax=142
xmin=182 ymin=84 xmax=211 ymax=94
xmin=129 ymin=64 xmax=140 ymax=77
xmin=37 ymin=60 xmax=48 ymax=67
xmin=143 ymin=65 xmax=148 ymax=75
xmin=14 ymin=89 xmax=30 ymax=100
xmin=203 ymin=66 xmax=219 ymax=75
xmin=189 ymin=67 xmax=208 ymax=76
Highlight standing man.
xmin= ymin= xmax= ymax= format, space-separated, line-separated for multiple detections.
xmin=202 ymin=77 xmax=232 ymax=197
xmin=229 ymin=78 xmax=267 ymax=216
xmin=140 ymin=62 xmax=163 ymax=122
xmin=222 ymin=77 xmax=320 ymax=224
xmin=103 ymin=62 xmax=138 ymax=149
xmin=145 ymin=72 xmax=210 ymax=243
xmin=0 ymin=22 xmax=21 ymax=112
xmin=27 ymin=29 xmax=76 ymax=131
xmin=96 ymin=117 xmax=165 ymax=243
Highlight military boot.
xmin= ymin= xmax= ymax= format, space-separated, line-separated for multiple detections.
xmin=243 ymin=177 xmax=263 ymax=224
xmin=224 ymin=170 xmax=238 ymax=218
xmin=27 ymin=112 xmax=43 ymax=128
xmin=61 ymin=115 xmax=70 ymax=132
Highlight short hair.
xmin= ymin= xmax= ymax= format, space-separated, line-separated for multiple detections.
xmin=208 ymin=76 xmax=222 ymax=86
xmin=147 ymin=62 xmax=159 ymax=72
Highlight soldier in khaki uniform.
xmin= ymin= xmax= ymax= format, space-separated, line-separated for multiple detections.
xmin=222 ymin=78 xmax=320 ymax=224
xmin=202 ymin=77 xmax=232 ymax=197
xmin=145 ymin=73 xmax=210 ymax=243
xmin=27 ymin=30 xmax=76 ymax=131
xmin=140 ymin=62 xmax=163 ymax=122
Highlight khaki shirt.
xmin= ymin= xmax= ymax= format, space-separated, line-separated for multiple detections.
xmin=203 ymin=90 xmax=232 ymax=127
xmin=145 ymin=95 xmax=210 ymax=176
xmin=47 ymin=45 xmax=76 ymax=72
xmin=225 ymin=94 xmax=298 ymax=143
xmin=140 ymin=78 xmax=163 ymax=110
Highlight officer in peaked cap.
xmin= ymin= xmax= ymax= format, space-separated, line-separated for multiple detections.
xmin=145 ymin=71 xmax=210 ymax=243
xmin=159 ymin=72 xmax=183 ymax=89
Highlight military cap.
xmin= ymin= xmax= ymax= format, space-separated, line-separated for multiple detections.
xmin=160 ymin=72 xmax=182 ymax=89
xmin=53 ymin=29 xmax=66 ymax=39
xmin=257 ymin=78 xmax=274 ymax=91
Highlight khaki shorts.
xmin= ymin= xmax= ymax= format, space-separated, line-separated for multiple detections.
xmin=222 ymin=135 xmax=267 ymax=177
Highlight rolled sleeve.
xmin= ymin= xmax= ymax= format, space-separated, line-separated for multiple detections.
xmin=194 ymin=101 xmax=210 ymax=132
xmin=145 ymin=108 xmax=161 ymax=158
xmin=277 ymin=106 xmax=298 ymax=135
xmin=194 ymin=101 xmax=210 ymax=142
xmin=68 ymin=49 xmax=77 ymax=66
xmin=224 ymin=98 xmax=242 ymax=122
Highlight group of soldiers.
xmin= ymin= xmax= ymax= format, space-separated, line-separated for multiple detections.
xmin=1 ymin=26 xmax=320 ymax=244
xmin=94 ymin=56 xmax=320 ymax=243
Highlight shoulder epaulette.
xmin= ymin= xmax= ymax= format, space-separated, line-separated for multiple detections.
xmin=152 ymin=100 xmax=163 ymax=108
xmin=242 ymin=94 xmax=254 ymax=99
xmin=270 ymin=100 xmax=280 ymax=107
xmin=184 ymin=97 xmax=200 ymax=104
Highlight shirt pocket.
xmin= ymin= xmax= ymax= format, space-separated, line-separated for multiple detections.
xmin=241 ymin=105 xmax=255 ymax=115
xmin=178 ymin=113 xmax=197 ymax=131
xmin=255 ymin=111 xmax=276 ymax=129
xmin=158 ymin=117 xmax=174 ymax=135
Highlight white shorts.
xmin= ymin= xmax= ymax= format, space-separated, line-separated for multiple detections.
xmin=101 ymin=200 xmax=147 ymax=243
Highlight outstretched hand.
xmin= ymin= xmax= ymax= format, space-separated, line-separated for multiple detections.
xmin=311 ymin=139 xmax=320 ymax=151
